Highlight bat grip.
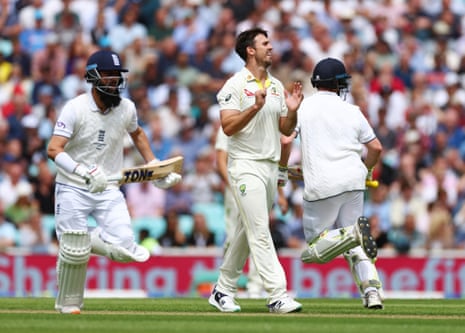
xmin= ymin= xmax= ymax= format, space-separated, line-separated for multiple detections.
xmin=107 ymin=174 xmax=123 ymax=183
xmin=365 ymin=180 xmax=379 ymax=188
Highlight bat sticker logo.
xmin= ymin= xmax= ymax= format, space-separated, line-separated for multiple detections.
xmin=122 ymin=169 xmax=154 ymax=183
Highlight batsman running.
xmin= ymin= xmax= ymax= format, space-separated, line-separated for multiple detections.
xmin=47 ymin=50 xmax=181 ymax=314
xmin=286 ymin=57 xmax=384 ymax=309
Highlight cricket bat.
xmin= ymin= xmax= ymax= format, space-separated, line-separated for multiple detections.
xmin=287 ymin=164 xmax=379 ymax=188
xmin=107 ymin=156 xmax=184 ymax=185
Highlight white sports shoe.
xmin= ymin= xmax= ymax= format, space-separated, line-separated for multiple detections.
xmin=59 ymin=305 xmax=81 ymax=314
xmin=364 ymin=290 xmax=384 ymax=309
xmin=268 ymin=296 xmax=302 ymax=314
xmin=209 ymin=287 xmax=241 ymax=312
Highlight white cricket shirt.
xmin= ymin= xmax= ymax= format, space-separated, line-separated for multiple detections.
xmin=216 ymin=67 xmax=288 ymax=162
xmin=53 ymin=92 xmax=138 ymax=189
xmin=298 ymin=91 xmax=376 ymax=201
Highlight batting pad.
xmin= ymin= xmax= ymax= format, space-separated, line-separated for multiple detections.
xmin=301 ymin=226 xmax=358 ymax=263
xmin=344 ymin=247 xmax=382 ymax=296
xmin=55 ymin=231 xmax=91 ymax=312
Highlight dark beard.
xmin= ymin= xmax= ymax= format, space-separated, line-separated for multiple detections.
xmin=97 ymin=88 xmax=122 ymax=109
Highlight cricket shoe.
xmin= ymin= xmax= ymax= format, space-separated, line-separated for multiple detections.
xmin=355 ymin=217 xmax=378 ymax=260
xmin=59 ymin=305 xmax=81 ymax=314
xmin=209 ymin=287 xmax=241 ymax=312
xmin=268 ymin=296 xmax=302 ymax=314
xmin=363 ymin=290 xmax=384 ymax=310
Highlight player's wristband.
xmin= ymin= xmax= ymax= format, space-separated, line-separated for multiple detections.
xmin=55 ymin=152 xmax=79 ymax=173
xmin=278 ymin=164 xmax=288 ymax=172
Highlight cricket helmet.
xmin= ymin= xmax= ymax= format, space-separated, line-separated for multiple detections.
xmin=311 ymin=58 xmax=351 ymax=94
xmin=85 ymin=50 xmax=128 ymax=96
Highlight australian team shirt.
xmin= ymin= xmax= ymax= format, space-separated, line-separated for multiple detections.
xmin=216 ymin=67 xmax=288 ymax=162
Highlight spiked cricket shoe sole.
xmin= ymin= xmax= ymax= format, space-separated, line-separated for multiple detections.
xmin=356 ymin=217 xmax=378 ymax=259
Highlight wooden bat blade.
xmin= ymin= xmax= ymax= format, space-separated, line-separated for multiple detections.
xmin=108 ymin=156 xmax=183 ymax=184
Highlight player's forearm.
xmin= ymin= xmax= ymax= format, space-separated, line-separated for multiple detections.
xmin=364 ymin=138 xmax=383 ymax=169
xmin=215 ymin=150 xmax=229 ymax=184
xmin=279 ymin=111 xmax=297 ymax=136
xmin=221 ymin=105 xmax=260 ymax=136
xmin=130 ymin=127 xmax=156 ymax=162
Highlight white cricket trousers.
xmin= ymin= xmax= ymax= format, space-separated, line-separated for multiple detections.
xmin=216 ymin=159 xmax=288 ymax=303
xmin=54 ymin=183 xmax=136 ymax=249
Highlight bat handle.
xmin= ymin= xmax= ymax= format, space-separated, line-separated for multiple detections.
xmin=107 ymin=174 xmax=123 ymax=183
xmin=365 ymin=180 xmax=379 ymax=188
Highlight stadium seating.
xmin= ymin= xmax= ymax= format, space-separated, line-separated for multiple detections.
xmin=192 ymin=202 xmax=225 ymax=246
xmin=132 ymin=216 xmax=167 ymax=242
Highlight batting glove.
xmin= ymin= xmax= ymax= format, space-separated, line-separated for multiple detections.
xmin=153 ymin=172 xmax=182 ymax=189
xmin=278 ymin=165 xmax=288 ymax=187
xmin=74 ymin=164 xmax=108 ymax=193
xmin=366 ymin=167 xmax=374 ymax=182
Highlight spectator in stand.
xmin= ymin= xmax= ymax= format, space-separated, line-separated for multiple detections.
xmin=30 ymin=66 xmax=63 ymax=108
xmin=158 ymin=210 xmax=186 ymax=247
xmin=32 ymin=159 xmax=55 ymax=216
xmin=172 ymin=121 xmax=210 ymax=172
xmin=387 ymin=213 xmax=426 ymax=254
xmin=5 ymin=38 xmax=32 ymax=79
xmin=0 ymin=0 xmax=21 ymax=39
xmin=18 ymin=10 xmax=52 ymax=56
xmin=186 ymin=212 xmax=215 ymax=247
xmin=31 ymin=32 xmax=67 ymax=85
xmin=364 ymin=183 xmax=392 ymax=233
xmin=17 ymin=208 xmax=48 ymax=253
xmin=4 ymin=181 xmax=36 ymax=226
xmin=172 ymin=6 xmax=209 ymax=56
xmin=125 ymin=181 xmax=166 ymax=219
xmin=108 ymin=4 xmax=147 ymax=54
xmin=390 ymin=179 xmax=429 ymax=237
xmin=183 ymin=148 xmax=223 ymax=205
xmin=426 ymin=190 xmax=455 ymax=251
xmin=139 ymin=228 xmax=161 ymax=255
xmin=0 ymin=61 xmax=33 ymax=109
xmin=164 ymin=181 xmax=193 ymax=216
xmin=269 ymin=209 xmax=290 ymax=252
xmin=146 ymin=4 xmax=174 ymax=43
xmin=368 ymin=214 xmax=391 ymax=250
xmin=173 ymin=52 xmax=200 ymax=88
xmin=60 ymin=58 xmax=89 ymax=100
xmin=144 ymin=113 xmax=174 ymax=162
xmin=2 ymin=86 xmax=31 ymax=141
xmin=53 ymin=0 xmax=81 ymax=49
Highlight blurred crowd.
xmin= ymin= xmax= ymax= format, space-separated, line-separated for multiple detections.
xmin=2 ymin=0 xmax=465 ymax=256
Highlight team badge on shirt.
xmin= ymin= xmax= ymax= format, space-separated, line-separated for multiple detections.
xmin=239 ymin=184 xmax=247 ymax=196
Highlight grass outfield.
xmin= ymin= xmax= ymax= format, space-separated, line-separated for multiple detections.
xmin=1 ymin=298 xmax=465 ymax=333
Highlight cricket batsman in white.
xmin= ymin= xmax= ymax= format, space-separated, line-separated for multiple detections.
xmin=47 ymin=50 xmax=181 ymax=314
xmin=295 ymin=57 xmax=384 ymax=309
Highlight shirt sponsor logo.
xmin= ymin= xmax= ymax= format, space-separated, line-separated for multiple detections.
xmin=243 ymin=89 xmax=254 ymax=97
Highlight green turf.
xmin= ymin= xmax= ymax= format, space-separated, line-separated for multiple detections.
xmin=1 ymin=298 xmax=465 ymax=333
